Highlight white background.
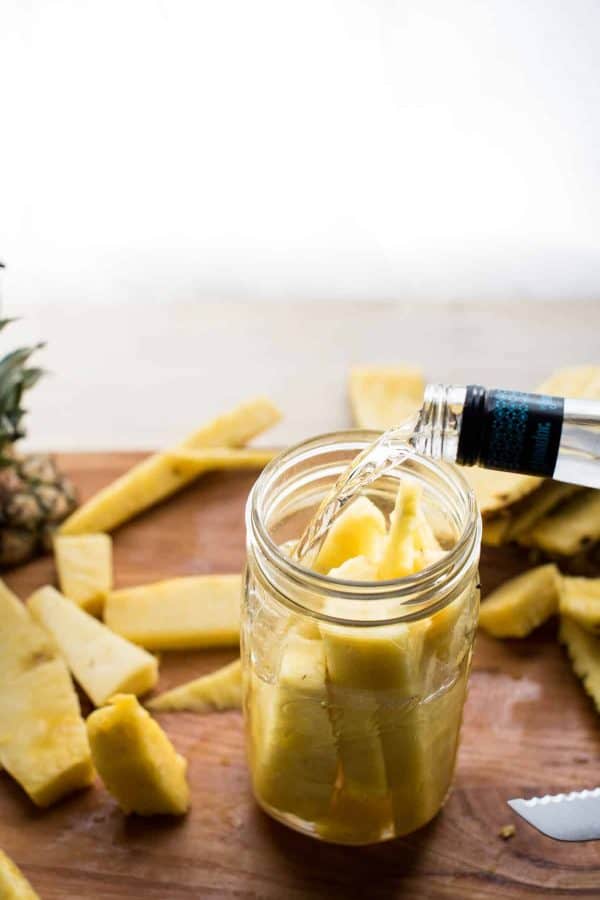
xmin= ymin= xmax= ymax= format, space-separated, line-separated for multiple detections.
xmin=2 ymin=0 xmax=600 ymax=307
xmin=1 ymin=2 xmax=599 ymax=449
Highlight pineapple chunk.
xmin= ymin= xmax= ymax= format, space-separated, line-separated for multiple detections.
xmin=319 ymin=618 xmax=392 ymax=838
xmin=0 ymin=580 xmax=56 ymax=683
xmin=104 ymin=575 xmax=241 ymax=650
xmin=328 ymin=556 xmax=378 ymax=581
xmin=559 ymin=616 xmax=600 ymax=713
xmin=478 ymin=564 xmax=560 ymax=638
xmin=87 ymin=694 xmax=189 ymax=815
xmin=519 ymin=490 xmax=600 ymax=557
xmin=28 ymin=586 xmax=157 ymax=706
xmin=59 ymin=397 xmax=281 ymax=535
xmin=166 ymin=446 xmax=277 ymax=474
xmin=314 ymin=497 xmax=386 ymax=574
xmin=462 ymin=467 xmax=541 ymax=518
xmin=148 ymin=659 xmax=242 ymax=713
xmin=504 ymin=482 xmax=582 ymax=541
xmin=54 ymin=533 xmax=112 ymax=615
xmin=0 ymin=658 xmax=95 ymax=807
xmin=378 ymin=482 xmax=421 ymax=579
xmin=250 ymin=633 xmax=337 ymax=823
xmin=481 ymin=515 xmax=512 ymax=547
xmin=414 ymin=509 xmax=446 ymax=566
xmin=0 ymin=580 xmax=93 ymax=807
xmin=0 ymin=849 xmax=40 ymax=899
xmin=559 ymin=577 xmax=600 ymax=634
xmin=349 ymin=366 xmax=424 ymax=430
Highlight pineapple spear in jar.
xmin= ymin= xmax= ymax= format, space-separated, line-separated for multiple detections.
xmin=0 ymin=320 xmax=77 ymax=568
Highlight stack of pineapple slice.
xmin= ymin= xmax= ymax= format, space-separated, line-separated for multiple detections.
xmin=0 ymin=397 xmax=281 ymax=845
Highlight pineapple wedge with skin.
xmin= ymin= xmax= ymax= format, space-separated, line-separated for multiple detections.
xmin=559 ymin=616 xmax=600 ymax=714
xmin=54 ymin=533 xmax=112 ymax=615
xmin=148 ymin=659 xmax=242 ymax=713
xmin=60 ymin=397 xmax=281 ymax=535
xmin=0 ymin=579 xmax=94 ymax=807
xmin=478 ymin=564 xmax=561 ymax=638
xmin=313 ymin=496 xmax=386 ymax=574
xmin=28 ymin=586 xmax=157 ymax=706
xmin=87 ymin=694 xmax=189 ymax=815
xmin=559 ymin=577 xmax=600 ymax=634
xmin=0 ymin=849 xmax=40 ymax=899
xmin=104 ymin=575 xmax=241 ymax=650
xmin=519 ymin=490 xmax=600 ymax=557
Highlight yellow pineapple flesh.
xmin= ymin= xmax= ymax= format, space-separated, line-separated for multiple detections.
xmin=148 ymin=659 xmax=242 ymax=713
xmin=559 ymin=577 xmax=600 ymax=634
xmin=59 ymin=398 xmax=280 ymax=535
xmin=313 ymin=496 xmax=386 ymax=574
xmin=28 ymin=586 xmax=158 ymax=706
xmin=87 ymin=694 xmax=189 ymax=815
xmin=104 ymin=575 xmax=241 ymax=650
xmin=478 ymin=564 xmax=560 ymax=638
xmin=377 ymin=482 xmax=422 ymax=579
xmin=559 ymin=616 xmax=600 ymax=713
xmin=0 ymin=849 xmax=40 ymax=899
xmin=54 ymin=533 xmax=112 ymax=615
xmin=250 ymin=633 xmax=338 ymax=824
xmin=166 ymin=446 xmax=277 ymax=474
xmin=349 ymin=366 xmax=424 ymax=430
xmin=0 ymin=580 xmax=93 ymax=806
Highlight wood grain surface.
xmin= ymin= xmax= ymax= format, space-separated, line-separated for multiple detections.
xmin=1 ymin=453 xmax=599 ymax=899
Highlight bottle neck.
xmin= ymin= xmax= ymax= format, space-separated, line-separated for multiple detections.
xmin=412 ymin=384 xmax=565 ymax=478
xmin=411 ymin=384 xmax=467 ymax=465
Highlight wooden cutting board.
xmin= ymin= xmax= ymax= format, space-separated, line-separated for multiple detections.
xmin=1 ymin=453 xmax=599 ymax=899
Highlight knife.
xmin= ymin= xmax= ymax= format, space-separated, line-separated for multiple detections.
xmin=508 ymin=788 xmax=600 ymax=841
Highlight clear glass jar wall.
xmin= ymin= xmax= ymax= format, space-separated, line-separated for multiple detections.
xmin=242 ymin=432 xmax=481 ymax=845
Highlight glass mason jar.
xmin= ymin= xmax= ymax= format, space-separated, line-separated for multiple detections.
xmin=242 ymin=431 xmax=481 ymax=845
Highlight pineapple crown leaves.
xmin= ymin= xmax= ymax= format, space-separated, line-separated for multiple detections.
xmin=0 ymin=319 xmax=46 ymax=454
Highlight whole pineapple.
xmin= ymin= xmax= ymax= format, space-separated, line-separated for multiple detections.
xmin=0 ymin=321 xmax=77 ymax=568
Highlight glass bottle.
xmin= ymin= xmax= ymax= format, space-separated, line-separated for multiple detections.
xmin=243 ymin=430 xmax=481 ymax=844
xmin=405 ymin=384 xmax=600 ymax=489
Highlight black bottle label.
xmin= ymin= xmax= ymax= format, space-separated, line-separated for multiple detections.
xmin=457 ymin=387 xmax=564 ymax=477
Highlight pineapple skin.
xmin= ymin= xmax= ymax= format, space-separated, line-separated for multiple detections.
xmin=28 ymin=586 xmax=158 ymax=706
xmin=87 ymin=694 xmax=190 ymax=815
xmin=0 ymin=453 xmax=77 ymax=570
xmin=54 ymin=533 xmax=112 ymax=615
xmin=0 ymin=849 xmax=40 ymax=899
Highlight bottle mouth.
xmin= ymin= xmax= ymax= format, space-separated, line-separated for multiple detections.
xmin=246 ymin=430 xmax=481 ymax=625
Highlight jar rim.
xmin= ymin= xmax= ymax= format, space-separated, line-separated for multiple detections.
xmin=246 ymin=430 xmax=481 ymax=623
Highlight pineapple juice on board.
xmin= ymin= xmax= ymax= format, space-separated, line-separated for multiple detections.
xmin=243 ymin=431 xmax=481 ymax=844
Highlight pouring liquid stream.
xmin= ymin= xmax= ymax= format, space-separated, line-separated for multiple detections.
xmin=293 ymin=420 xmax=417 ymax=565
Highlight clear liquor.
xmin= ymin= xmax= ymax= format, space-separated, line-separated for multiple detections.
xmin=295 ymin=383 xmax=600 ymax=561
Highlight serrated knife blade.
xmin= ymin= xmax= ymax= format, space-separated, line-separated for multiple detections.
xmin=508 ymin=788 xmax=600 ymax=841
